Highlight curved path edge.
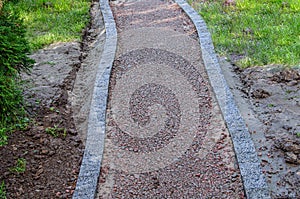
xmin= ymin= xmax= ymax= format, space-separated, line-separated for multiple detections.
xmin=175 ymin=0 xmax=271 ymax=198
xmin=73 ymin=0 xmax=117 ymax=198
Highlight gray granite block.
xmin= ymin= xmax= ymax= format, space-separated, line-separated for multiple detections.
xmin=72 ymin=0 xmax=117 ymax=198
xmin=239 ymin=162 xmax=268 ymax=189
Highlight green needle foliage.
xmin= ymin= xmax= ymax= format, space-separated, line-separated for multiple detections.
xmin=0 ymin=1 xmax=34 ymax=145
xmin=192 ymin=0 xmax=300 ymax=68
xmin=0 ymin=13 xmax=34 ymax=74
xmin=0 ymin=0 xmax=90 ymax=145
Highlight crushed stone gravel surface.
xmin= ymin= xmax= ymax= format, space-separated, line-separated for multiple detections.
xmin=96 ymin=0 xmax=245 ymax=198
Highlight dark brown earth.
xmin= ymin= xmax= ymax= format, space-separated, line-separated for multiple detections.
xmin=0 ymin=0 xmax=299 ymax=198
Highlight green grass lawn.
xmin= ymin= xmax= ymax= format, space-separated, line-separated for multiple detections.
xmin=189 ymin=0 xmax=300 ymax=68
xmin=0 ymin=0 xmax=91 ymax=146
xmin=5 ymin=0 xmax=91 ymax=51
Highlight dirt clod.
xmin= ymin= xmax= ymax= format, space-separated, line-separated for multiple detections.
xmin=251 ymin=88 xmax=271 ymax=99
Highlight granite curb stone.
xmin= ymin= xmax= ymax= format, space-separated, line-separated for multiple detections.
xmin=174 ymin=0 xmax=271 ymax=198
xmin=72 ymin=0 xmax=117 ymax=198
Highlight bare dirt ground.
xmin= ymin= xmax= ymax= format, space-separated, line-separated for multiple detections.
xmin=0 ymin=0 xmax=299 ymax=198
xmin=220 ymin=57 xmax=300 ymax=198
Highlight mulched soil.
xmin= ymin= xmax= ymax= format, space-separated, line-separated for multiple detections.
xmin=0 ymin=109 xmax=83 ymax=198
xmin=0 ymin=61 xmax=84 ymax=198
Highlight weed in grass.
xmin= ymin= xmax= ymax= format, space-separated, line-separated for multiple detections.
xmin=192 ymin=0 xmax=300 ymax=68
xmin=268 ymin=104 xmax=275 ymax=108
xmin=297 ymin=132 xmax=300 ymax=138
xmin=9 ymin=158 xmax=26 ymax=174
xmin=0 ymin=181 xmax=6 ymax=199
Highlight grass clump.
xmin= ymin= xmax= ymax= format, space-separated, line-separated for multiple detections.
xmin=0 ymin=181 xmax=6 ymax=199
xmin=5 ymin=0 xmax=91 ymax=51
xmin=191 ymin=0 xmax=300 ymax=68
xmin=46 ymin=125 xmax=67 ymax=138
xmin=9 ymin=158 xmax=26 ymax=174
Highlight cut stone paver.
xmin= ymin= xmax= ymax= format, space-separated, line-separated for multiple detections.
xmin=74 ymin=0 xmax=270 ymax=198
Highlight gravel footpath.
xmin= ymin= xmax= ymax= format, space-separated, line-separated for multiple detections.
xmin=96 ymin=0 xmax=245 ymax=198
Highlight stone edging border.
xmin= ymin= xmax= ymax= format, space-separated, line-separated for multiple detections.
xmin=72 ymin=0 xmax=117 ymax=198
xmin=175 ymin=0 xmax=271 ymax=198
